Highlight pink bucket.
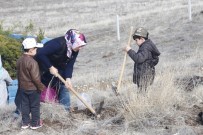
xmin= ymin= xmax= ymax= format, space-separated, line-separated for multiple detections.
xmin=40 ymin=87 xmax=58 ymax=103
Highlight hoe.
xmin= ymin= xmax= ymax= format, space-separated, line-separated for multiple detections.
xmin=56 ymin=73 xmax=102 ymax=118
xmin=112 ymin=27 xmax=133 ymax=96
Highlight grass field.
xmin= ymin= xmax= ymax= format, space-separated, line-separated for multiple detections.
xmin=0 ymin=0 xmax=203 ymax=134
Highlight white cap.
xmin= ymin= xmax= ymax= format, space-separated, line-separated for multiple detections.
xmin=22 ymin=38 xmax=43 ymax=49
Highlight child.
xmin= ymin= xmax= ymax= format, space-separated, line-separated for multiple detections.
xmin=0 ymin=55 xmax=12 ymax=107
xmin=17 ymin=38 xmax=45 ymax=129
xmin=124 ymin=27 xmax=160 ymax=93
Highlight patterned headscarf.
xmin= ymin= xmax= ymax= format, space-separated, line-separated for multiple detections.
xmin=64 ymin=29 xmax=87 ymax=58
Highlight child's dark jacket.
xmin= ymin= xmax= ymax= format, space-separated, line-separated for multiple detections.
xmin=127 ymin=39 xmax=160 ymax=84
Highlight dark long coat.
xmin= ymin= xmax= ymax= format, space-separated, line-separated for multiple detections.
xmin=127 ymin=39 xmax=160 ymax=89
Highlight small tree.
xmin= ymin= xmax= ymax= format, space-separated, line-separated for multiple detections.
xmin=23 ymin=20 xmax=34 ymax=35
xmin=0 ymin=21 xmax=12 ymax=36
xmin=0 ymin=21 xmax=46 ymax=78
xmin=36 ymin=28 xmax=45 ymax=43
xmin=0 ymin=34 xmax=22 ymax=78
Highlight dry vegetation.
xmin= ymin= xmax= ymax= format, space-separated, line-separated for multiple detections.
xmin=0 ymin=0 xmax=203 ymax=134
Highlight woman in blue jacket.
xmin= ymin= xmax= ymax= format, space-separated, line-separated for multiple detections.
xmin=36 ymin=29 xmax=87 ymax=110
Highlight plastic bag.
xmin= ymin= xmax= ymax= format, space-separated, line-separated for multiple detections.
xmin=40 ymin=87 xmax=57 ymax=103
xmin=77 ymin=93 xmax=92 ymax=110
xmin=40 ymin=76 xmax=58 ymax=103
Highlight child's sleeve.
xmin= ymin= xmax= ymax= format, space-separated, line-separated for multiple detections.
xmin=128 ymin=49 xmax=149 ymax=63
xmin=29 ymin=61 xmax=46 ymax=91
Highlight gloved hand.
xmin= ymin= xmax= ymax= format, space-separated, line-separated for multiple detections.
xmin=49 ymin=66 xmax=58 ymax=77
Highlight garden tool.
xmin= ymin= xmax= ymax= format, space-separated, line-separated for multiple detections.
xmin=56 ymin=73 xmax=100 ymax=118
xmin=112 ymin=27 xmax=133 ymax=96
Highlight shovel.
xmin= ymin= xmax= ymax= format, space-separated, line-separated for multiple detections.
xmin=112 ymin=27 xmax=133 ymax=96
xmin=56 ymin=73 xmax=100 ymax=118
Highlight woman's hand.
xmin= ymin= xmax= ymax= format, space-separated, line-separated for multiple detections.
xmin=49 ymin=66 xmax=58 ymax=77
xmin=66 ymin=78 xmax=72 ymax=89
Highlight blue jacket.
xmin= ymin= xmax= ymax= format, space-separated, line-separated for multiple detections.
xmin=36 ymin=36 xmax=78 ymax=86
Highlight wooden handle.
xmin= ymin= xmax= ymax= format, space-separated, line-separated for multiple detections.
xmin=116 ymin=27 xmax=134 ymax=92
xmin=57 ymin=74 xmax=96 ymax=115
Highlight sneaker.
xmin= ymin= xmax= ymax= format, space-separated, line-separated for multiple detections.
xmin=30 ymin=124 xmax=42 ymax=130
xmin=30 ymin=120 xmax=43 ymax=130
xmin=21 ymin=124 xmax=30 ymax=129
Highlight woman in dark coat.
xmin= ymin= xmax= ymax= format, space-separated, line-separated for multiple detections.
xmin=36 ymin=29 xmax=87 ymax=110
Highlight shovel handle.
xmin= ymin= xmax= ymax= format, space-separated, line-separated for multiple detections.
xmin=56 ymin=73 xmax=97 ymax=115
xmin=117 ymin=27 xmax=133 ymax=92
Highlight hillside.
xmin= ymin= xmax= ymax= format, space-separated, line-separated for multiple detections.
xmin=0 ymin=0 xmax=203 ymax=135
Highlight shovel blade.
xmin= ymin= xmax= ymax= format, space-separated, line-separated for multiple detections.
xmin=111 ymin=82 xmax=119 ymax=96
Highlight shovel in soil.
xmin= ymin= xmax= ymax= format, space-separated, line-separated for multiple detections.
xmin=74 ymin=100 xmax=104 ymax=118
xmin=112 ymin=27 xmax=133 ymax=96
xmin=56 ymin=73 xmax=101 ymax=118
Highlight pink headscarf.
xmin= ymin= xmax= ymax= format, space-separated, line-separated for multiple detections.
xmin=64 ymin=29 xmax=87 ymax=58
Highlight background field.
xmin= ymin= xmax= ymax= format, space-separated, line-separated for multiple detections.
xmin=0 ymin=0 xmax=203 ymax=134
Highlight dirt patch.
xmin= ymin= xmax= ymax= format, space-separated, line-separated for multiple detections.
xmin=175 ymin=75 xmax=203 ymax=91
